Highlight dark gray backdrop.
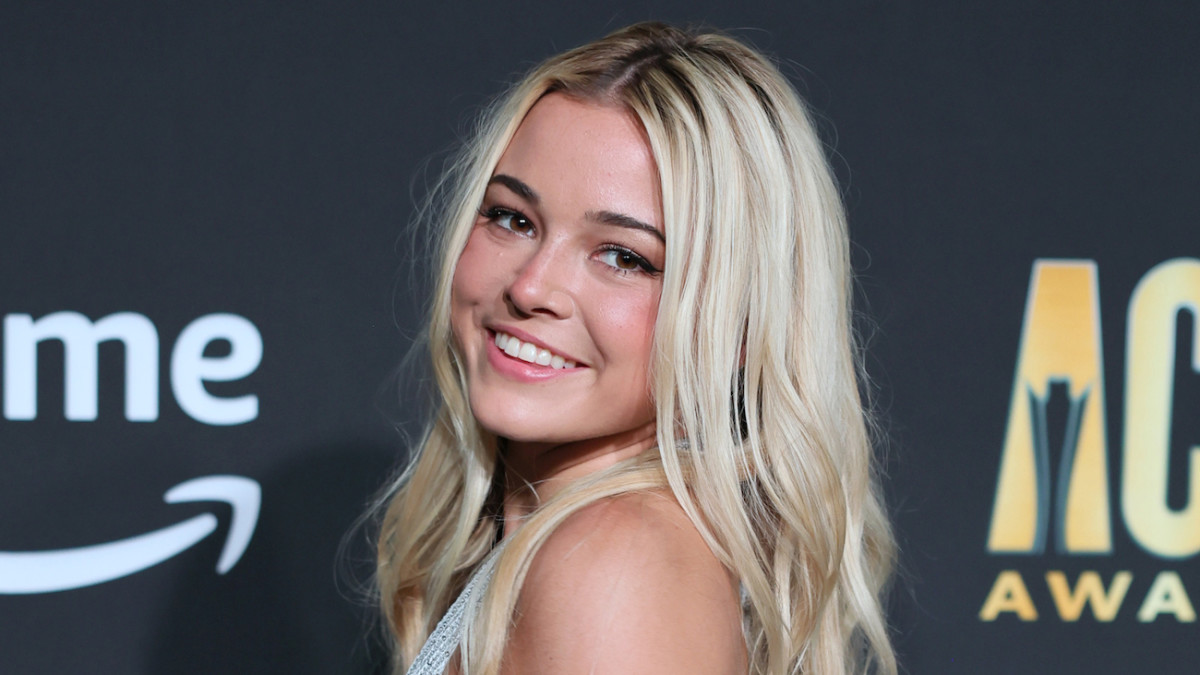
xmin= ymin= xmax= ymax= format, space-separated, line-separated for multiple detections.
xmin=2 ymin=1 xmax=1198 ymax=673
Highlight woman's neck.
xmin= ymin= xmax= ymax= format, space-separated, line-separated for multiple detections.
xmin=500 ymin=421 xmax=658 ymax=536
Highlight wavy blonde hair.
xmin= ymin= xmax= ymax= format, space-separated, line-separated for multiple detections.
xmin=376 ymin=22 xmax=896 ymax=675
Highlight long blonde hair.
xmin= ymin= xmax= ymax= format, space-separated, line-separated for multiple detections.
xmin=376 ymin=22 xmax=896 ymax=675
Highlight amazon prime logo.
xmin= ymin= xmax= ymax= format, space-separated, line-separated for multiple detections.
xmin=4 ymin=311 xmax=262 ymax=425
xmin=1 ymin=311 xmax=265 ymax=594
xmin=0 ymin=475 xmax=261 ymax=594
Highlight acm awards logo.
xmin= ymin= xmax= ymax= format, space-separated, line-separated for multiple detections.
xmin=0 ymin=311 xmax=264 ymax=594
xmin=980 ymin=258 xmax=1200 ymax=623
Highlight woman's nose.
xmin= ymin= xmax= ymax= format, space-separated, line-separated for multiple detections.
xmin=504 ymin=242 xmax=575 ymax=319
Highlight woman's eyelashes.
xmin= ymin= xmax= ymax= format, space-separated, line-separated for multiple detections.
xmin=479 ymin=205 xmax=535 ymax=236
xmin=478 ymin=203 xmax=662 ymax=277
xmin=595 ymin=245 xmax=660 ymax=276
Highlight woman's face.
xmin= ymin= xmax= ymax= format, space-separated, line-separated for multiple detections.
xmin=450 ymin=94 xmax=664 ymax=448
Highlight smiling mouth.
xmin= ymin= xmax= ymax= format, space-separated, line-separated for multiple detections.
xmin=493 ymin=330 xmax=578 ymax=369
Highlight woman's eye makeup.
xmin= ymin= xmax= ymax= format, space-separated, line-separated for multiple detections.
xmin=477 ymin=202 xmax=662 ymax=277
xmin=596 ymin=245 xmax=661 ymax=276
xmin=478 ymin=205 xmax=535 ymax=236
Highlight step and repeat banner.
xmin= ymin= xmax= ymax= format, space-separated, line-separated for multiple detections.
xmin=2 ymin=2 xmax=1197 ymax=673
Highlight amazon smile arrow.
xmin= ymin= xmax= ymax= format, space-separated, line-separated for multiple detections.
xmin=0 ymin=475 xmax=260 ymax=594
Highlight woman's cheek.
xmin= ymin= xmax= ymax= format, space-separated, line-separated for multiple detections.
xmin=453 ymin=229 xmax=498 ymax=303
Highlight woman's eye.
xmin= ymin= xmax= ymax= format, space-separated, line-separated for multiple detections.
xmin=597 ymin=247 xmax=658 ymax=275
xmin=481 ymin=207 xmax=534 ymax=236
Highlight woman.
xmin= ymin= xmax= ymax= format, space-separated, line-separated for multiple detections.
xmin=376 ymin=22 xmax=896 ymax=675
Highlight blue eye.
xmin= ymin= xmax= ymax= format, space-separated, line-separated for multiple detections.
xmin=480 ymin=206 xmax=534 ymax=236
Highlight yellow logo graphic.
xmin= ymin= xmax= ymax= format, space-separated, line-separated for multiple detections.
xmin=988 ymin=260 xmax=1111 ymax=554
xmin=981 ymin=258 xmax=1200 ymax=623
xmin=1125 ymin=260 xmax=1200 ymax=557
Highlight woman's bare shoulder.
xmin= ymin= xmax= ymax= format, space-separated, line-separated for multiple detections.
xmin=502 ymin=491 xmax=746 ymax=674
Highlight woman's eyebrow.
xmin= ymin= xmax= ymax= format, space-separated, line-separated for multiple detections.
xmin=488 ymin=174 xmax=539 ymax=204
xmin=489 ymin=173 xmax=664 ymax=243
xmin=587 ymin=210 xmax=665 ymax=243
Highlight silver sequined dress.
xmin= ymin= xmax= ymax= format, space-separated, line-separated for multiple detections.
xmin=404 ymin=549 xmax=502 ymax=675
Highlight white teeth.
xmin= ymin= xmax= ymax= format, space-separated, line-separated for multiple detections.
xmin=518 ymin=342 xmax=538 ymax=363
xmin=493 ymin=331 xmax=576 ymax=369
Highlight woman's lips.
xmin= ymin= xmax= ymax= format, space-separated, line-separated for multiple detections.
xmin=484 ymin=329 xmax=587 ymax=381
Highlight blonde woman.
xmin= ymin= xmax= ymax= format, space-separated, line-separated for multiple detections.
xmin=376 ymin=22 xmax=896 ymax=675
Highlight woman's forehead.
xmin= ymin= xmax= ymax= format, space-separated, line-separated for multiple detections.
xmin=490 ymin=93 xmax=663 ymax=235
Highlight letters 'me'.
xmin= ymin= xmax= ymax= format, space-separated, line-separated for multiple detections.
xmin=989 ymin=258 xmax=1200 ymax=559
xmin=2 ymin=312 xmax=262 ymax=426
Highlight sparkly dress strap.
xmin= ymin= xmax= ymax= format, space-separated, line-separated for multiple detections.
xmin=405 ymin=549 xmax=502 ymax=675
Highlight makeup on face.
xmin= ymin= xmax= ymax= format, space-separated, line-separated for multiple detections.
xmin=449 ymin=93 xmax=664 ymax=448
